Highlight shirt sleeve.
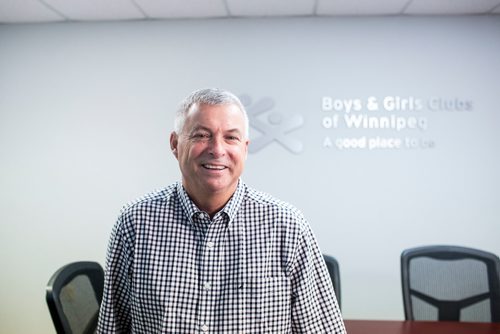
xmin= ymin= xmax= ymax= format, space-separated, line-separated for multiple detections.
xmin=289 ymin=221 xmax=346 ymax=334
xmin=97 ymin=216 xmax=134 ymax=333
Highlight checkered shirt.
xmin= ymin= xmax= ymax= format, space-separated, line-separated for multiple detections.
xmin=97 ymin=180 xmax=345 ymax=333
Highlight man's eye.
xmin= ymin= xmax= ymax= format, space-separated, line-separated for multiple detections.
xmin=226 ymin=136 xmax=240 ymax=141
xmin=192 ymin=133 xmax=209 ymax=139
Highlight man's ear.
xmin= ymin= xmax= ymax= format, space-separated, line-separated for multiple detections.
xmin=244 ymin=139 xmax=249 ymax=160
xmin=170 ymin=132 xmax=179 ymax=159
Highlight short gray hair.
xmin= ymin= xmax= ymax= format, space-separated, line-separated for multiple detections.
xmin=174 ymin=88 xmax=249 ymax=137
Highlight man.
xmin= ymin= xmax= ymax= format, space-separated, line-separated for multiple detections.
xmin=98 ymin=88 xmax=345 ymax=333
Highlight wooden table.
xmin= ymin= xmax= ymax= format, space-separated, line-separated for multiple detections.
xmin=344 ymin=319 xmax=500 ymax=334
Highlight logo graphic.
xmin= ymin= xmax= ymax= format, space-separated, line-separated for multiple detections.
xmin=239 ymin=94 xmax=304 ymax=154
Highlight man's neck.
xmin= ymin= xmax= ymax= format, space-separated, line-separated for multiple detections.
xmin=184 ymin=185 xmax=236 ymax=219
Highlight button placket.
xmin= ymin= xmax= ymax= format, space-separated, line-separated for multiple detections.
xmin=197 ymin=213 xmax=222 ymax=334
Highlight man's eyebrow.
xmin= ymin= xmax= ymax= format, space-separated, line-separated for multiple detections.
xmin=190 ymin=126 xmax=211 ymax=133
xmin=226 ymin=128 xmax=243 ymax=135
xmin=188 ymin=126 xmax=243 ymax=137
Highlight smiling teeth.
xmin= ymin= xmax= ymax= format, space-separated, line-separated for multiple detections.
xmin=204 ymin=164 xmax=225 ymax=170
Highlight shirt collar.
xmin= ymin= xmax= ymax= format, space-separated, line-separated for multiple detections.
xmin=177 ymin=179 xmax=246 ymax=225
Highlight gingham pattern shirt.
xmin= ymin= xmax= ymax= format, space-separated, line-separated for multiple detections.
xmin=97 ymin=180 xmax=345 ymax=333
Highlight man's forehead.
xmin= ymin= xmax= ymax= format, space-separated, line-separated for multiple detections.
xmin=190 ymin=124 xmax=243 ymax=133
xmin=189 ymin=102 xmax=241 ymax=113
xmin=183 ymin=102 xmax=247 ymax=136
xmin=187 ymin=103 xmax=243 ymax=120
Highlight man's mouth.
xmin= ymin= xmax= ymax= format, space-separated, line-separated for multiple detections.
xmin=202 ymin=164 xmax=227 ymax=170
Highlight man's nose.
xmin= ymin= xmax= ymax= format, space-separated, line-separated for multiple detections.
xmin=208 ymin=136 xmax=225 ymax=157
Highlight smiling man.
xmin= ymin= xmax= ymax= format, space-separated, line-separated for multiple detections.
xmin=97 ymin=88 xmax=345 ymax=333
xmin=170 ymin=100 xmax=248 ymax=217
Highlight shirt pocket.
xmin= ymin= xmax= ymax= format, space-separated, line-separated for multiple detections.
xmin=244 ymin=275 xmax=292 ymax=333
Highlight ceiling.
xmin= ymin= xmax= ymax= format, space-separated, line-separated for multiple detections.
xmin=1 ymin=0 xmax=500 ymax=24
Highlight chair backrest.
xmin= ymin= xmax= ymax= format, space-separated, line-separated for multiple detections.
xmin=46 ymin=261 xmax=104 ymax=334
xmin=401 ymin=245 xmax=500 ymax=322
xmin=323 ymin=254 xmax=341 ymax=309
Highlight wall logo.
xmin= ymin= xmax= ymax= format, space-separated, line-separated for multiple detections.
xmin=240 ymin=94 xmax=305 ymax=154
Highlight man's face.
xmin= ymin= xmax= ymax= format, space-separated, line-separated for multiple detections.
xmin=170 ymin=103 xmax=249 ymax=201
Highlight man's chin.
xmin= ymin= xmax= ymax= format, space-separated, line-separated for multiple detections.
xmin=200 ymin=180 xmax=237 ymax=195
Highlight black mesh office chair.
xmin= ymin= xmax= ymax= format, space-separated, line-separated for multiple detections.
xmin=323 ymin=254 xmax=341 ymax=309
xmin=46 ymin=261 xmax=104 ymax=334
xmin=401 ymin=245 xmax=500 ymax=322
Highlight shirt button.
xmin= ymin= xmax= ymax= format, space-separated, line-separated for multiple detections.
xmin=207 ymin=241 xmax=215 ymax=249
xmin=201 ymin=324 xmax=209 ymax=332
xmin=203 ymin=282 xmax=211 ymax=290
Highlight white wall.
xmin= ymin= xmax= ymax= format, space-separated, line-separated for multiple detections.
xmin=1 ymin=16 xmax=499 ymax=333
